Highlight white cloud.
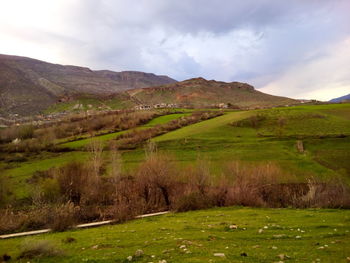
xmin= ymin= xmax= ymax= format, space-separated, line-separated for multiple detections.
xmin=259 ymin=38 xmax=350 ymax=100
xmin=0 ymin=0 xmax=350 ymax=100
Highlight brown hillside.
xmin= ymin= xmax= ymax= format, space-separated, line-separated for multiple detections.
xmin=0 ymin=54 xmax=176 ymax=115
xmin=127 ymin=77 xmax=297 ymax=108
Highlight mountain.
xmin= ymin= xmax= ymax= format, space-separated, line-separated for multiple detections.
xmin=0 ymin=54 xmax=176 ymax=115
xmin=126 ymin=77 xmax=297 ymax=108
xmin=329 ymin=94 xmax=350 ymax=103
xmin=0 ymin=54 xmax=298 ymax=117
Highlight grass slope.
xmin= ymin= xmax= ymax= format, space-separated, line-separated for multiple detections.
xmin=1 ymin=207 xmax=349 ymax=262
xmin=2 ymin=104 xmax=350 ymax=201
xmin=150 ymin=104 xmax=350 ymax=181
xmin=2 ymin=152 xmax=89 ymax=199
xmin=60 ymin=113 xmax=190 ymax=149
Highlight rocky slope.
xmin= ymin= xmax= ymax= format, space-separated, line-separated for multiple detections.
xmin=127 ymin=77 xmax=297 ymax=108
xmin=0 ymin=54 xmax=176 ymax=115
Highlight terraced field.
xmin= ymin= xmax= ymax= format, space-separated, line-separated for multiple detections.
xmin=2 ymin=104 xmax=350 ymax=201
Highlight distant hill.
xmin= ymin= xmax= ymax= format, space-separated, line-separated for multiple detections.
xmin=0 ymin=54 xmax=298 ymax=116
xmin=126 ymin=77 xmax=297 ymax=108
xmin=0 ymin=54 xmax=176 ymax=115
xmin=330 ymin=93 xmax=350 ymax=103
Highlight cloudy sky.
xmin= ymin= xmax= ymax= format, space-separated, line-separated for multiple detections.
xmin=1 ymin=0 xmax=349 ymax=100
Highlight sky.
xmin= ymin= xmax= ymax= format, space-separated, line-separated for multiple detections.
xmin=1 ymin=0 xmax=349 ymax=101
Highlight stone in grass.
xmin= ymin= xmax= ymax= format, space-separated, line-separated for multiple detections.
xmin=278 ymin=254 xmax=290 ymax=260
xmin=127 ymin=255 xmax=133 ymax=261
xmin=135 ymin=249 xmax=144 ymax=257
xmin=240 ymin=252 xmax=248 ymax=257
xmin=229 ymin=224 xmax=238 ymax=229
xmin=214 ymin=253 xmax=225 ymax=257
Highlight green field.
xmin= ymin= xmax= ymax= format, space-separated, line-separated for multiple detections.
xmin=150 ymin=104 xmax=350 ymax=181
xmin=1 ymin=207 xmax=349 ymax=262
xmin=59 ymin=113 xmax=190 ymax=149
xmin=1 ymin=104 xmax=350 ymax=262
xmin=2 ymin=152 xmax=89 ymax=199
xmin=2 ymin=104 xmax=350 ymax=200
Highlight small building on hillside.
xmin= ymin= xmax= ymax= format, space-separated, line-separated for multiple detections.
xmin=135 ymin=105 xmax=152 ymax=110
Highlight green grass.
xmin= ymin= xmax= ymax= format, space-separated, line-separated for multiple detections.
xmin=143 ymin=113 xmax=191 ymax=127
xmin=2 ymin=152 xmax=89 ymax=199
xmin=59 ymin=131 xmax=127 ymax=149
xmin=1 ymin=207 xmax=349 ymax=262
xmin=2 ymin=104 xmax=350 ymax=200
xmin=148 ymin=104 xmax=350 ymax=181
xmin=60 ymin=113 xmax=190 ymax=150
xmin=154 ymin=111 xmax=253 ymax=142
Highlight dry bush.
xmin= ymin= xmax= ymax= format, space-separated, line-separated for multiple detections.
xmin=0 ymin=209 xmax=27 ymax=234
xmin=296 ymin=177 xmax=350 ymax=208
xmin=136 ymin=152 xmax=178 ymax=211
xmin=223 ymin=161 xmax=289 ymax=207
xmin=0 ymin=176 xmax=12 ymax=208
xmin=48 ymin=201 xmax=80 ymax=232
xmin=19 ymin=239 xmax=64 ymax=259
xmin=36 ymin=177 xmax=61 ymax=204
xmin=54 ymin=160 xmax=106 ymax=206
xmin=112 ymin=199 xmax=139 ymax=223
xmin=174 ymin=192 xmax=213 ymax=212
xmin=55 ymin=161 xmax=88 ymax=204
xmin=172 ymin=158 xmax=214 ymax=212
xmin=0 ymin=207 xmax=50 ymax=234
xmin=0 ymin=125 xmax=35 ymax=143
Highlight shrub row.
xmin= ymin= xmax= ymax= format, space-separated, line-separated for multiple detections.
xmin=1 ymin=148 xmax=349 ymax=234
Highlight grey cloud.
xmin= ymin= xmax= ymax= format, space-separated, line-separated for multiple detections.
xmin=1 ymin=0 xmax=350 ymax=99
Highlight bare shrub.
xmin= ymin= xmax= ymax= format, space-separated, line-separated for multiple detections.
xmin=224 ymin=161 xmax=284 ymax=207
xmin=0 ymin=176 xmax=12 ymax=208
xmin=297 ymin=177 xmax=350 ymax=208
xmin=55 ymin=161 xmax=88 ymax=204
xmin=0 ymin=209 xmax=26 ymax=234
xmin=19 ymin=239 xmax=64 ymax=259
xmin=37 ymin=177 xmax=61 ymax=204
xmin=112 ymin=200 xmax=138 ymax=223
xmin=136 ymin=152 xmax=177 ymax=211
xmin=188 ymin=158 xmax=212 ymax=195
xmin=48 ymin=201 xmax=80 ymax=232
xmin=0 ymin=125 xmax=35 ymax=143
xmin=174 ymin=192 xmax=213 ymax=212
xmin=0 ymin=207 xmax=50 ymax=234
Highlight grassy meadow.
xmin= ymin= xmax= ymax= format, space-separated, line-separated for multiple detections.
xmin=0 ymin=103 xmax=350 ymax=262
xmin=1 ymin=104 xmax=350 ymax=201
xmin=1 ymin=207 xmax=349 ymax=262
